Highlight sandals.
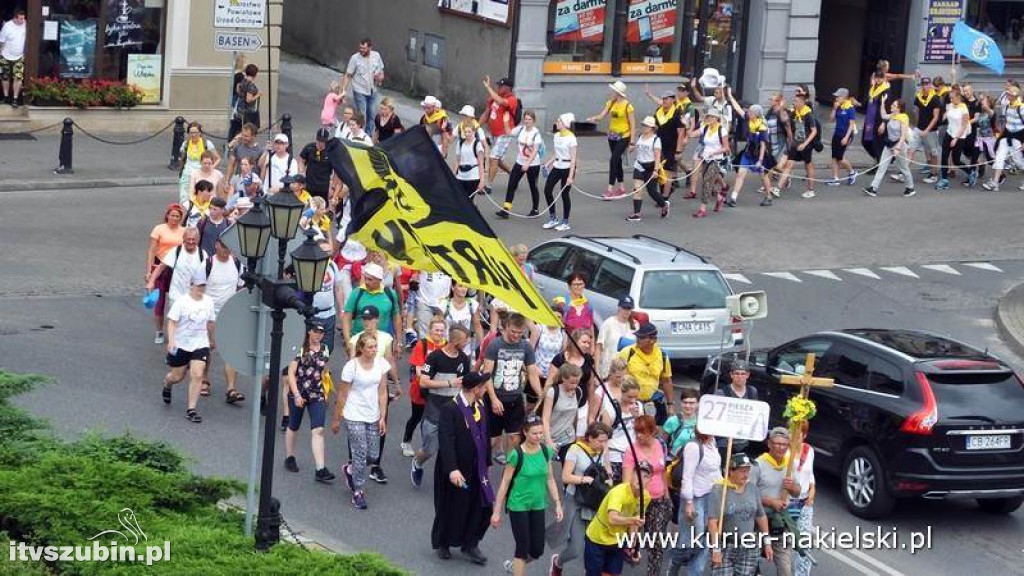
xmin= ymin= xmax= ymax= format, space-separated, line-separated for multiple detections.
xmin=225 ymin=389 xmax=246 ymax=404
xmin=200 ymin=380 xmax=212 ymax=397
xmin=683 ymin=192 xmax=697 ymax=199
xmin=186 ymin=409 xmax=202 ymax=423
xmin=162 ymin=385 xmax=172 ymax=404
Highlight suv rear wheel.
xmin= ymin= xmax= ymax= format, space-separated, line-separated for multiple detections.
xmin=842 ymin=445 xmax=895 ymax=518
xmin=976 ymin=496 xmax=1024 ymax=514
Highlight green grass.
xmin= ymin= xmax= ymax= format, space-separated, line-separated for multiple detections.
xmin=0 ymin=371 xmax=406 ymax=575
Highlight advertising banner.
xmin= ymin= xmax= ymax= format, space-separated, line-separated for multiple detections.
xmin=626 ymin=0 xmax=677 ymax=44
xmin=924 ymin=0 xmax=964 ymax=62
xmin=554 ymin=0 xmax=606 ymax=42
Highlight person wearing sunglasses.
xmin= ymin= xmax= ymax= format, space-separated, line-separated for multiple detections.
xmin=617 ymin=322 xmax=674 ymax=425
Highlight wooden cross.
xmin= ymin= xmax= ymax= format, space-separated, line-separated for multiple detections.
xmin=777 ymin=353 xmax=834 ymax=491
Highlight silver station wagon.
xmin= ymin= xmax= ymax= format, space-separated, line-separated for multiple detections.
xmin=527 ymin=234 xmax=742 ymax=361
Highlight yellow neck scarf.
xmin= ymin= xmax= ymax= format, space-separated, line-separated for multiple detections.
xmin=890 ymin=112 xmax=910 ymax=126
xmin=869 ymin=82 xmax=890 ymax=101
xmin=916 ymin=90 xmax=935 ymax=107
xmin=558 ymin=129 xmax=573 ymax=136
xmin=656 ymin=105 xmax=676 ymax=125
xmin=716 ymin=478 xmax=741 ymax=490
xmin=570 ymin=295 xmax=588 ymax=308
xmin=186 ymin=138 xmax=205 ymax=162
xmin=748 ymin=117 xmax=767 ymax=133
xmin=937 ymin=86 xmax=951 ymax=98
xmin=793 ymin=105 xmax=812 ymax=120
xmin=425 ymin=109 xmax=448 ymax=124
xmin=758 ymin=452 xmax=790 ymax=471
xmin=839 ymin=100 xmax=855 ymax=110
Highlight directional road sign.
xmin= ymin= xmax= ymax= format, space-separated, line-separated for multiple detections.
xmin=214 ymin=31 xmax=264 ymax=52
xmin=215 ymin=289 xmax=306 ymax=377
xmin=214 ymin=0 xmax=266 ymax=28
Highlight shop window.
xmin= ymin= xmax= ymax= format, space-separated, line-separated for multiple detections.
xmin=546 ymin=0 xmax=612 ymax=74
xmin=622 ymin=0 xmax=683 ymax=74
xmin=36 ymin=0 xmax=165 ymax=102
xmin=967 ymin=0 xmax=1024 ymax=61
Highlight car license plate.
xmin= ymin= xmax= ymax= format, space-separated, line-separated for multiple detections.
xmin=966 ymin=434 xmax=1011 ymax=450
xmin=672 ymin=321 xmax=714 ymax=335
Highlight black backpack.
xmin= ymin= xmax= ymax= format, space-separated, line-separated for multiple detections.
xmin=571 ymin=442 xmax=611 ymax=510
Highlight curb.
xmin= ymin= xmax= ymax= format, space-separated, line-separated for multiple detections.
xmin=0 ymin=175 xmax=178 ymax=193
xmin=994 ymin=283 xmax=1024 ymax=361
xmin=219 ymin=496 xmax=357 ymax=555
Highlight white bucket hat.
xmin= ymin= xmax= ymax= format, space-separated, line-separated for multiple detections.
xmin=459 ymin=104 xmax=476 ymax=117
xmin=699 ymin=68 xmax=722 ymax=89
xmin=421 ymin=95 xmax=442 ymax=108
xmin=608 ymin=80 xmax=628 ymax=97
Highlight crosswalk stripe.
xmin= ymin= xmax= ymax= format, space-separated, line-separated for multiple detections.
xmin=722 ymin=273 xmax=751 ymax=284
xmin=844 ymin=268 xmax=881 ymax=279
xmin=803 ymin=270 xmax=842 ymax=281
xmin=963 ymin=262 xmax=1004 ymax=272
xmin=921 ymin=264 xmax=961 ymax=275
xmin=880 ymin=266 xmax=919 ymax=278
xmin=762 ymin=272 xmax=802 ymax=282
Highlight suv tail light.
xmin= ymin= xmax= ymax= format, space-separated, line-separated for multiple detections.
xmin=901 ymin=372 xmax=938 ymax=435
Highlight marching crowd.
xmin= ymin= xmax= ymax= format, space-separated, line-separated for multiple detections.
xmin=134 ymin=37 xmax=902 ymax=576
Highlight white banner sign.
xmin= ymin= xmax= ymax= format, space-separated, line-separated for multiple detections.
xmin=697 ymin=395 xmax=771 ymax=441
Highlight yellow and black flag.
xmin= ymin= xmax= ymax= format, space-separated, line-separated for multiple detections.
xmin=328 ymin=126 xmax=561 ymax=327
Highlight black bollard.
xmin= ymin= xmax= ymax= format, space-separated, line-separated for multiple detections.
xmin=168 ymin=116 xmax=186 ymax=170
xmin=280 ymin=114 xmax=292 ymax=154
xmin=54 ymin=118 xmax=74 ymax=175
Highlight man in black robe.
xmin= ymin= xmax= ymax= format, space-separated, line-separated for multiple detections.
xmin=432 ymin=371 xmax=493 ymax=565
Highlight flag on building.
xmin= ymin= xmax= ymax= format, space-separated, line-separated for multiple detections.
xmin=952 ymin=21 xmax=1004 ymax=75
xmin=328 ymin=126 xmax=561 ymax=327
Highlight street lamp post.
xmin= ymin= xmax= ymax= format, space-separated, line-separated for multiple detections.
xmin=234 ymin=194 xmax=329 ymax=552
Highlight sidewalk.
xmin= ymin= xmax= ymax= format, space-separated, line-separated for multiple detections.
xmin=996 ymin=283 xmax=1024 ymax=361
xmin=1 ymin=52 xmax=881 ymax=192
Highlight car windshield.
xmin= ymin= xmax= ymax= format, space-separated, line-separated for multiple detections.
xmin=639 ymin=270 xmax=729 ymax=310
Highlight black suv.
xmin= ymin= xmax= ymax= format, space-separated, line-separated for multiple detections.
xmin=703 ymin=329 xmax=1024 ymax=518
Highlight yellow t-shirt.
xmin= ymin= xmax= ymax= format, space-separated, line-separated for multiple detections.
xmin=607 ymin=99 xmax=634 ymax=137
xmin=618 ymin=344 xmax=671 ymax=401
xmin=585 ymin=483 xmax=650 ymax=546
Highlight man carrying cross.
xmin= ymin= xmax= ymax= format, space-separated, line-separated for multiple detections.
xmin=753 ymin=427 xmax=802 ymax=576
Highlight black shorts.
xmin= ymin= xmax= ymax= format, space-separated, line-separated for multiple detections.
xmin=488 ymin=395 xmax=525 ymax=438
xmin=831 ymin=134 xmax=848 ymax=160
xmin=662 ymin=155 xmax=679 ymax=172
xmin=166 ymin=347 xmax=210 ymax=368
xmin=789 ymin=146 xmax=813 ymax=164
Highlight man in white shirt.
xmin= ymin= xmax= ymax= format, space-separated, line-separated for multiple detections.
xmin=0 ymin=9 xmax=26 ymax=107
xmin=145 ymin=228 xmax=208 ymax=331
xmin=204 ymin=239 xmax=245 ymax=404
xmin=415 ymin=271 xmax=452 ymax=338
xmin=341 ymin=38 xmax=385 ymax=138
xmin=596 ymin=296 xmax=636 ymax=378
xmin=260 ymin=133 xmax=299 ymax=194
xmin=164 ymin=271 xmax=217 ymax=423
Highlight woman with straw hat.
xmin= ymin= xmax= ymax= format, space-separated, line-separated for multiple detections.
xmin=587 ymin=80 xmax=635 ymax=200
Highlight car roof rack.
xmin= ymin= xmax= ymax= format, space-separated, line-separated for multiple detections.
xmin=630 ymin=234 xmax=709 ymax=263
xmin=565 ymin=235 xmax=641 ymax=264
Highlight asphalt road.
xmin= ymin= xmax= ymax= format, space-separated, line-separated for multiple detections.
xmin=1 ymin=181 xmax=1022 ymax=575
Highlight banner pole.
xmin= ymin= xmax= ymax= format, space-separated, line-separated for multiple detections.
xmin=716 ymin=436 xmax=734 ymax=547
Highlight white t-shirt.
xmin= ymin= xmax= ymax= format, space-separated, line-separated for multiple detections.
xmin=345 ymin=132 xmax=373 ymax=145
xmin=313 ymin=261 xmax=340 ymax=319
xmin=633 ymin=133 xmax=662 ymax=168
xmin=205 ymin=256 xmax=242 ymax=312
xmin=456 ymin=139 xmax=483 ymax=181
xmin=945 ymin=103 xmax=969 ymax=138
xmin=167 ymin=294 xmax=216 ymax=352
xmin=514 ymin=126 xmax=543 ymax=167
xmin=795 ymin=445 xmax=816 ymax=499
xmin=700 ymin=124 xmax=728 ymax=161
xmin=0 ymin=20 xmax=26 ymax=60
xmin=597 ymin=316 xmax=633 ymax=377
xmin=340 ymin=356 xmax=391 ymax=423
xmin=552 ymin=131 xmax=577 ymax=170
xmin=443 ymin=298 xmax=478 ymax=357
xmin=703 ymin=96 xmax=732 ymax=131
xmin=264 ymin=153 xmax=299 ymax=193
xmin=162 ymin=247 xmax=208 ymax=301
xmin=417 ymin=271 xmax=452 ymax=309
xmin=335 ymin=123 xmax=353 ymax=141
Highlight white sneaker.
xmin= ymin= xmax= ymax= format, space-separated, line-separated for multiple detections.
xmin=889 ymin=173 xmax=906 ymax=183
xmin=801 ymin=190 xmax=816 ymax=198
xmin=554 ymin=220 xmax=571 ymax=232
xmin=771 ymin=187 xmax=781 ymax=197
xmin=154 ymin=331 xmax=166 ymax=345
xmin=400 ymin=442 xmax=414 ymax=457
xmin=982 ymin=180 xmax=999 ymax=191
xmin=541 ymin=218 xmax=559 ymax=229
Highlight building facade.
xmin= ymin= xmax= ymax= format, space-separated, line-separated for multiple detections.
xmin=2 ymin=0 xmax=283 ymax=132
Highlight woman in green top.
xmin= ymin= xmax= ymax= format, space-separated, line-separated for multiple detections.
xmin=662 ymin=388 xmax=699 ymax=455
xmin=491 ymin=415 xmax=564 ymax=575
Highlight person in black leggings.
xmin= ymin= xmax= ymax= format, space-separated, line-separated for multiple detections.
xmin=587 ymin=81 xmax=635 ymax=198
xmin=496 ymin=111 xmax=542 ymax=219
xmin=541 ymin=112 xmax=579 ymax=231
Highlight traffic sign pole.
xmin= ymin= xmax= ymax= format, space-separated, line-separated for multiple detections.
xmin=244 ymin=298 xmax=268 ymax=537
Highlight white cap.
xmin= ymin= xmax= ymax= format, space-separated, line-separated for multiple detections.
xmin=273 ymin=133 xmax=289 ymax=144
xmin=362 ymin=262 xmax=385 ymax=280
xmin=339 ymin=238 xmax=366 ymax=261
xmin=459 ymin=104 xmax=476 ymax=117
xmin=642 ymin=116 xmax=657 ymax=128
xmin=699 ymin=68 xmax=722 ymax=89
xmin=558 ymin=112 xmax=575 ymax=128
xmin=421 ymin=95 xmax=442 ymax=108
